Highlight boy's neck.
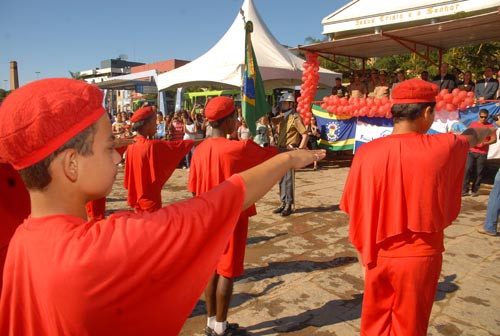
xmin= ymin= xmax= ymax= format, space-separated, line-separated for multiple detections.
xmin=29 ymin=189 xmax=88 ymax=220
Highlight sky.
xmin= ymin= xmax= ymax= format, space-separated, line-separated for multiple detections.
xmin=0 ymin=0 xmax=351 ymax=88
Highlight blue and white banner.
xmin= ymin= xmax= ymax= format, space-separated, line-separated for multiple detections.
xmin=354 ymin=117 xmax=393 ymax=153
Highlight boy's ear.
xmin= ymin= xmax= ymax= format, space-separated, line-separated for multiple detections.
xmin=61 ymin=149 xmax=79 ymax=182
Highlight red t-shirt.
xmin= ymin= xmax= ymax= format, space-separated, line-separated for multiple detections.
xmin=124 ymin=136 xmax=193 ymax=212
xmin=0 ymin=163 xmax=30 ymax=293
xmin=340 ymin=132 xmax=469 ymax=267
xmin=468 ymin=121 xmax=494 ymax=155
xmin=0 ymin=175 xmax=245 ymax=336
xmin=188 ymin=138 xmax=278 ymax=217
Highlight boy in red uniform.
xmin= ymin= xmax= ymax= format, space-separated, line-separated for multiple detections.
xmin=340 ymin=79 xmax=495 ymax=336
xmin=0 ymin=78 xmax=324 ymax=336
xmin=0 ymin=163 xmax=30 ymax=292
xmin=188 ymin=97 xmax=278 ymax=336
xmin=124 ymin=106 xmax=194 ymax=212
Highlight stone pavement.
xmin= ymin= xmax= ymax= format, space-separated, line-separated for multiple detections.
xmin=107 ymin=155 xmax=500 ymax=336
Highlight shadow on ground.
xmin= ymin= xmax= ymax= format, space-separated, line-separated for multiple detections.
xmin=246 ymin=294 xmax=363 ymax=335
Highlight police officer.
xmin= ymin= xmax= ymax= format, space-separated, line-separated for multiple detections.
xmin=271 ymin=93 xmax=309 ymax=216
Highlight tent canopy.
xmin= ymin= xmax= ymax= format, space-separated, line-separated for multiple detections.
xmin=156 ymin=0 xmax=340 ymax=92
xmin=297 ymin=0 xmax=500 ymax=69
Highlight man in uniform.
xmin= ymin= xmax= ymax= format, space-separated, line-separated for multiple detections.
xmin=271 ymin=93 xmax=308 ymax=217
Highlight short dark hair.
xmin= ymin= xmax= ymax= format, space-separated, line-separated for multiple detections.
xmin=391 ymin=102 xmax=436 ymax=123
xmin=479 ymin=109 xmax=489 ymax=116
xmin=131 ymin=114 xmax=155 ymax=132
xmin=335 ymin=77 xmax=341 ymax=81
xmin=18 ymin=123 xmax=97 ymax=191
xmin=209 ymin=110 xmax=237 ymax=128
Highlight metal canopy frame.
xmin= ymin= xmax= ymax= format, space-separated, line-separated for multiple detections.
xmin=297 ymin=10 xmax=500 ymax=73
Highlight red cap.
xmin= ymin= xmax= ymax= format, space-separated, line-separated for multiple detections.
xmin=130 ymin=106 xmax=155 ymax=123
xmin=0 ymin=78 xmax=105 ymax=170
xmin=205 ymin=97 xmax=235 ymax=121
xmin=391 ymin=79 xmax=438 ymax=104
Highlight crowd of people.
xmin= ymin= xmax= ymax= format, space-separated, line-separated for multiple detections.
xmin=335 ymin=64 xmax=500 ymax=102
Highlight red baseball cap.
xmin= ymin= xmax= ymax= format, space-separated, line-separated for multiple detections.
xmin=0 ymin=78 xmax=105 ymax=170
xmin=130 ymin=106 xmax=155 ymax=123
xmin=392 ymin=79 xmax=438 ymax=104
xmin=205 ymin=97 xmax=235 ymax=121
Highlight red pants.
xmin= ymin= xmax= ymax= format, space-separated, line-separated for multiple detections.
xmin=217 ymin=216 xmax=249 ymax=278
xmin=361 ymin=254 xmax=442 ymax=336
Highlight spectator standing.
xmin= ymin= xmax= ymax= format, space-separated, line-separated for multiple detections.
xmin=254 ymin=116 xmax=271 ymax=147
xmin=307 ymin=115 xmax=321 ymax=170
xmin=171 ymin=112 xmax=185 ymax=141
xmin=462 ymin=109 xmax=497 ymax=196
xmin=432 ymin=63 xmax=457 ymax=91
xmin=332 ymin=77 xmax=348 ymax=98
xmin=373 ymin=71 xmax=390 ymax=98
xmin=391 ymin=70 xmax=406 ymax=90
xmin=156 ymin=112 xmax=166 ymax=139
xmin=420 ymin=71 xmax=430 ymax=82
xmin=478 ymin=117 xmax=500 ymax=236
xmin=474 ymin=66 xmax=499 ymax=102
xmin=183 ymin=114 xmax=197 ymax=169
xmin=458 ymin=71 xmax=475 ymax=92
xmin=348 ymin=73 xmax=367 ymax=98
xmin=237 ymin=119 xmax=252 ymax=140
xmin=366 ymin=69 xmax=379 ymax=95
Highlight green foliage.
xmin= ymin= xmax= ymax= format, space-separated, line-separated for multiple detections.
xmin=0 ymin=89 xmax=11 ymax=103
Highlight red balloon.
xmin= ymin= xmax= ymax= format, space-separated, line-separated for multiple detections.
xmin=436 ymin=101 xmax=446 ymax=112
xmin=446 ymin=103 xmax=456 ymax=112
xmin=452 ymin=88 xmax=460 ymax=96
xmin=440 ymin=89 xmax=450 ymax=96
xmin=435 ymin=95 xmax=443 ymax=102
xmin=459 ymin=102 xmax=467 ymax=110
xmin=458 ymin=91 xmax=467 ymax=100
xmin=444 ymin=94 xmax=454 ymax=103
xmin=467 ymin=91 xmax=475 ymax=98
xmin=464 ymin=98 xmax=474 ymax=107
xmin=452 ymin=96 xmax=461 ymax=105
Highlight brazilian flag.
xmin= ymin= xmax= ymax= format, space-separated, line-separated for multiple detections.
xmin=242 ymin=21 xmax=268 ymax=136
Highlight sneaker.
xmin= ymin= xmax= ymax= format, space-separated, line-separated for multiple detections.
xmin=471 ymin=192 xmax=479 ymax=197
xmin=476 ymin=225 xmax=497 ymax=236
xmin=461 ymin=191 xmax=469 ymax=197
xmin=211 ymin=323 xmax=247 ymax=336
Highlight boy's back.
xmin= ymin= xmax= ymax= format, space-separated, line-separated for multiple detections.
xmin=1 ymin=180 xmax=245 ymax=335
xmin=342 ymin=132 xmax=469 ymax=266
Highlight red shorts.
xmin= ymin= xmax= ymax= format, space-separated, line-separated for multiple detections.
xmin=216 ymin=216 xmax=249 ymax=278
xmin=361 ymin=254 xmax=442 ymax=336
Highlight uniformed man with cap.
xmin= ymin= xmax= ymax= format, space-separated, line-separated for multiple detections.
xmin=271 ymin=93 xmax=309 ymax=216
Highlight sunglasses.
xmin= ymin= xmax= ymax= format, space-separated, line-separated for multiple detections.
xmin=479 ymin=116 xmax=488 ymax=119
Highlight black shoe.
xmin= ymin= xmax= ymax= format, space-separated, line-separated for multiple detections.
xmin=280 ymin=203 xmax=293 ymax=217
xmin=273 ymin=202 xmax=286 ymax=214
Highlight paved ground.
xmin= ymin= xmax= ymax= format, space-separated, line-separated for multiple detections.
xmin=107 ymin=154 xmax=500 ymax=336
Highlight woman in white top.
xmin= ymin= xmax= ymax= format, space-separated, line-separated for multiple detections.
xmin=183 ymin=114 xmax=197 ymax=169
xmin=237 ymin=119 xmax=252 ymax=140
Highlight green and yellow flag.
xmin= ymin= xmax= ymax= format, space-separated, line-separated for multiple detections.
xmin=242 ymin=21 xmax=268 ymax=136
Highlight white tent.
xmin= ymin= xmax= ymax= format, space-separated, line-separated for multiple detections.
xmin=156 ymin=0 xmax=340 ymax=92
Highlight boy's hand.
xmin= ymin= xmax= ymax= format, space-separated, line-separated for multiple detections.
xmin=288 ymin=149 xmax=326 ymax=169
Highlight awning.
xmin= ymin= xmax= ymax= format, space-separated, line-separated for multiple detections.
xmin=297 ymin=11 xmax=500 ymax=59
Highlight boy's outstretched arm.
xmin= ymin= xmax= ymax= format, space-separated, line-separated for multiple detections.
xmin=239 ymin=149 xmax=326 ymax=210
